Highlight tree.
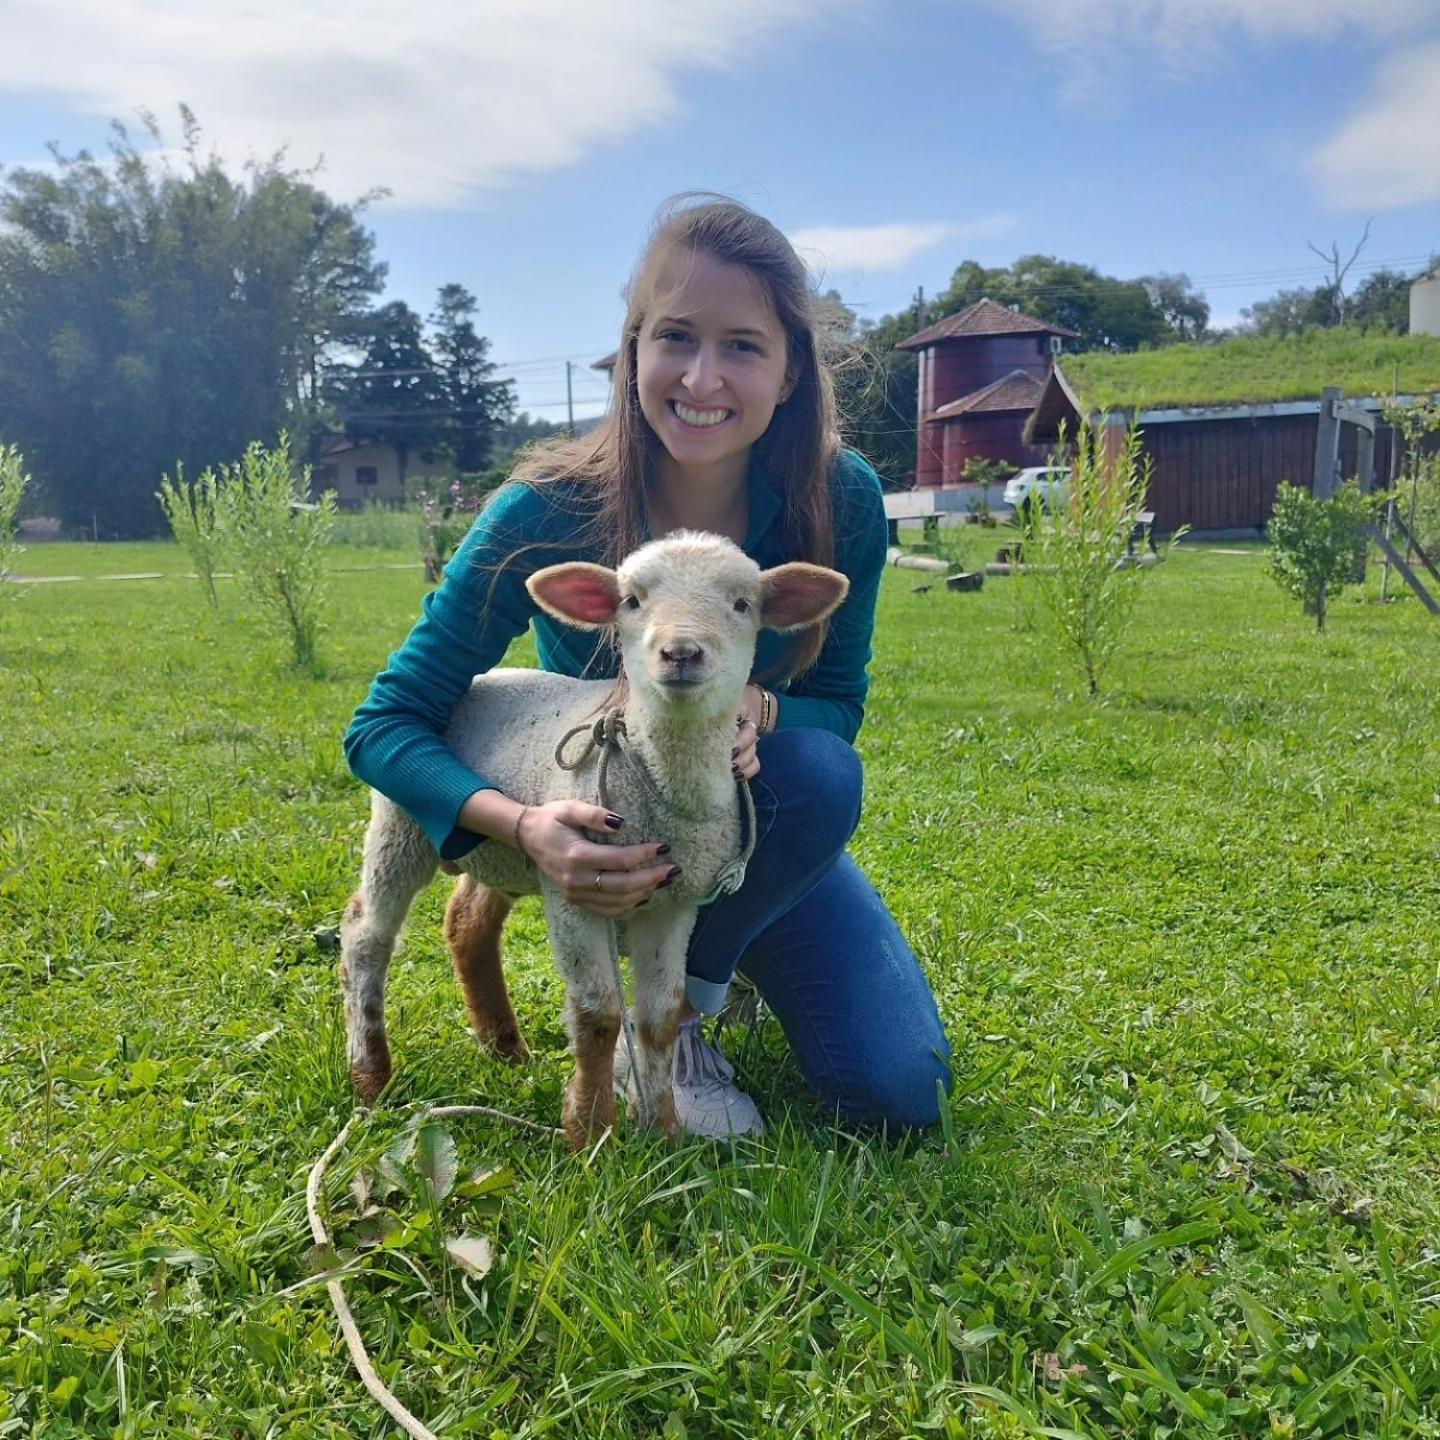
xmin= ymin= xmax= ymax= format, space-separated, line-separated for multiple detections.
xmin=1020 ymin=421 xmax=1178 ymax=696
xmin=1240 ymin=285 xmax=1339 ymax=338
xmin=836 ymin=304 xmax=920 ymax=490
xmin=1306 ymin=221 xmax=1372 ymax=326
xmin=0 ymin=109 xmax=384 ymax=537
xmin=1141 ymin=273 xmax=1210 ymax=341
xmin=933 ymin=254 xmax=1183 ymax=352
xmin=325 ymin=301 xmax=447 ymax=488
xmin=1349 ymin=269 xmax=1414 ymax=333
xmin=1266 ymin=482 xmax=1377 ymax=633
xmin=428 ymin=284 xmax=515 ymax=473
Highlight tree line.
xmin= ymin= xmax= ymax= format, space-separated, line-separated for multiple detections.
xmin=1 ymin=112 xmax=1431 ymax=526
xmin=831 ymin=242 xmax=1435 ymax=488
xmin=0 ymin=112 xmax=519 ymax=537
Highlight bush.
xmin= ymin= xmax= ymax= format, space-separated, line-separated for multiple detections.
xmin=0 ymin=444 xmax=29 ymax=596
xmin=157 ymin=462 xmax=224 ymax=607
xmin=418 ymin=471 xmax=505 ymax=584
xmin=1266 ymin=481 xmax=1378 ymax=632
xmin=1381 ymin=397 xmax=1440 ymax=562
xmin=1407 ymin=456 xmax=1440 ymax=559
xmin=961 ymin=456 xmax=1013 ymax=489
xmin=218 ymin=436 xmax=336 ymax=669
xmin=1021 ymin=420 xmax=1178 ymax=695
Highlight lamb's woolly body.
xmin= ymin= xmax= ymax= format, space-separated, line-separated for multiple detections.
xmin=339 ymin=531 xmax=848 ymax=1146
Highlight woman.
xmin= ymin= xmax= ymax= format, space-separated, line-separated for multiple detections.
xmin=345 ymin=196 xmax=951 ymax=1138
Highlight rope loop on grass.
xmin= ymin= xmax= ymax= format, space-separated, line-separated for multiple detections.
xmin=306 ymin=1105 xmax=566 ymax=1440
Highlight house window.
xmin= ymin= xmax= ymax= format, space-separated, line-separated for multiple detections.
xmin=317 ymin=464 xmax=338 ymax=490
xmin=355 ymin=466 xmax=379 ymax=487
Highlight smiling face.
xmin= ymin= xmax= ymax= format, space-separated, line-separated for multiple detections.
xmin=635 ymin=250 xmax=794 ymax=479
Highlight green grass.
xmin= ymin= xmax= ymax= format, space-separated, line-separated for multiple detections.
xmin=3 ymin=540 xmax=1439 ymax=1437
xmin=1064 ymin=331 xmax=1440 ymax=412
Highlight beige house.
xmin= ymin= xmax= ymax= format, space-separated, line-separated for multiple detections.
xmin=311 ymin=437 xmax=451 ymax=509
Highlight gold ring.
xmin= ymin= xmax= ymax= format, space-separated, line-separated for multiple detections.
xmin=593 ymin=870 xmax=604 ymax=892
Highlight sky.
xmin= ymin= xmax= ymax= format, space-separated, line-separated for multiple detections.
xmin=2 ymin=0 xmax=1438 ymax=423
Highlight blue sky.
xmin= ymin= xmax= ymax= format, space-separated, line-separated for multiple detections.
xmin=3 ymin=0 xmax=1438 ymax=422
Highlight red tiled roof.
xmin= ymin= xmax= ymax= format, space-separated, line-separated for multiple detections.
xmin=931 ymin=369 xmax=1047 ymax=420
xmin=898 ymin=297 xmax=1080 ymax=350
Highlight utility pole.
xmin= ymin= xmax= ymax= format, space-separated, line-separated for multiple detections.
xmin=913 ymin=286 xmax=927 ymax=331
xmin=565 ymin=360 xmax=575 ymax=437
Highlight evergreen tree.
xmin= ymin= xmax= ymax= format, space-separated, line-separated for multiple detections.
xmin=428 ymin=284 xmax=514 ymax=472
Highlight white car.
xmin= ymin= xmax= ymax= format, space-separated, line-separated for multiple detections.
xmin=1003 ymin=466 xmax=1071 ymax=516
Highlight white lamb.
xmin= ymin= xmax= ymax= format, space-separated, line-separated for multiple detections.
xmin=339 ymin=531 xmax=848 ymax=1148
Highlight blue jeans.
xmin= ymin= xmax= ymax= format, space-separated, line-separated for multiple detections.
xmin=685 ymin=729 xmax=953 ymax=1130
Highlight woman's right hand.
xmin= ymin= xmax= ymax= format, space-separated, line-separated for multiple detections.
xmin=516 ymin=801 xmax=679 ymax=918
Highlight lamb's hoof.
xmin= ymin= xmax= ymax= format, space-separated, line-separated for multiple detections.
xmin=638 ymin=1092 xmax=682 ymax=1142
xmin=350 ymin=1065 xmax=392 ymax=1107
xmin=477 ymin=1027 xmax=531 ymax=1064
xmin=562 ymin=1081 xmax=616 ymax=1152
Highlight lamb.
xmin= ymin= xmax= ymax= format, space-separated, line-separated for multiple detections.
xmin=339 ymin=531 xmax=849 ymax=1149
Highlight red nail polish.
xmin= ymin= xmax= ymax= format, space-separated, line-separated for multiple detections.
xmin=605 ymin=813 xmax=624 ymax=830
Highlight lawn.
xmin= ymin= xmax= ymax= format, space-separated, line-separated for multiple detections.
xmin=2 ymin=536 xmax=1439 ymax=1438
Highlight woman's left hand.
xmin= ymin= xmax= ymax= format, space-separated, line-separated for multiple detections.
xmin=733 ymin=683 xmax=766 ymax=782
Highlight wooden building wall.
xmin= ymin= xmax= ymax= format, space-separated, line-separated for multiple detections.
xmin=939 ymin=414 xmax=1051 ymax=479
xmin=1140 ymin=416 xmax=1402 ymax=531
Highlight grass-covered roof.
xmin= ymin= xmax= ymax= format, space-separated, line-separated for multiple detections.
xmin=1061 ymin=331 xmax=1440 ymax=412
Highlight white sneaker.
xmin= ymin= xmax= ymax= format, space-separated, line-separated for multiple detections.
xmin=613 ymin=1017 xmax=767 ymax=1140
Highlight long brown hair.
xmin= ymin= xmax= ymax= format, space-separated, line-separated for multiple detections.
xmin=508 ymin=193 xmax=842 ymax=679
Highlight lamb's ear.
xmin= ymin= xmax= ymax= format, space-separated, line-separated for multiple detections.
xmin=758 ymin=563 xmax=850 ymax=632
xmin=527 ymin=562 xmax=621 ymax=627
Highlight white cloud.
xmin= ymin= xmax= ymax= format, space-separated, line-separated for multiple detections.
xmin=977 ymin=0 xmax=1434 ymax=99
xmin=788 ymin=215 xmax=1016 ymax=274
xmin=0 ymin=0 xmax=834 ymax=209
xmin=1310 ymin=42 xmax=1440 ymax=210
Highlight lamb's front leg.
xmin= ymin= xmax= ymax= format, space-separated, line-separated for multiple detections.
xmin=622 ymin=908 xmax=697 ymax=1139
xmin=543 ymin=894 xmax=623 ymax=1150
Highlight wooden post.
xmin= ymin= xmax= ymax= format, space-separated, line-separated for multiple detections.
xmin=1313 ymin=387 xmax=1342 ymax=499
xmin=1355 ymin=424 xmax=1375 ymax=495
xmin=1353 ymin=414 xmax=1375 ymax=581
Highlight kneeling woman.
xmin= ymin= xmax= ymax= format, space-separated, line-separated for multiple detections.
xmin=344 ymin=196 xmax=951 ymax=1137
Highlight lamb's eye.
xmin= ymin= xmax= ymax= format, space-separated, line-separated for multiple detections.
xmin=733 ymin=598 xmax=750 ymax=614
xmin=622 ymin=594 xmax=641 ymax=611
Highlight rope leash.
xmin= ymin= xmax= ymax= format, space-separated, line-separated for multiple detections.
xmin=306 ymin=1105 xmax=566 ymax=1440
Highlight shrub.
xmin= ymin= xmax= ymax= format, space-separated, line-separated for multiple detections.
xmin=0 ymin=444 xmax=29 ymax=597
xmin=1408 ymin=456 xmax=1440 ymax=559
xmin=1381 ymin=398 xmax=1440 ymax=561
xmin=218 ymin=435 xmax=336 ymax=670
xmin=1022 ymin=419 xmax=1178 ymax=695
xmin=962 ymin=456 xmax=1013 ymax=489
xmin=157 ymin=462 xmax=224 ymax=608
xmin=418 ymin=471 xmax=504 ymax=584
xmin=1266 ymin=481 xmax=1378 ymax=633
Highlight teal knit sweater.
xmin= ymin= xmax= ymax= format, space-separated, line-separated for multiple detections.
xmin=343 ymin=446 xmax=889 ymax=860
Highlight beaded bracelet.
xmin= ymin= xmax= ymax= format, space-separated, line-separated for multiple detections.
xmin=759 ymin=687 xmax=773 ymax=734
xmin=512 ymin=804 xmax=530 ymax=857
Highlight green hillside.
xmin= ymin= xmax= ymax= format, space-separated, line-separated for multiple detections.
xmin=1063 ymin=330 xmax=1440 ymax=412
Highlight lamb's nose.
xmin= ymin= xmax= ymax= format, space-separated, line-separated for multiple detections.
xmin=661 ymin=639 xmax=703 ymax=664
